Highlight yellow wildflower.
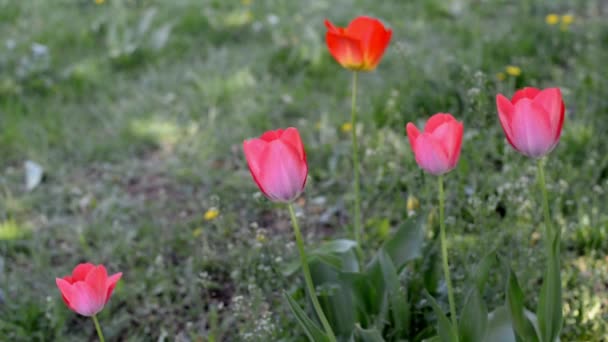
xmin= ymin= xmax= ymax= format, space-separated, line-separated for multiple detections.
xmin=256 ymin=232 xmax=266 ymax=243
xmin=341 ymin=122 xmax=353 ymax=133
xmin=496 ymin=72 xmax=506 ymax=81
xmin=505 ymin=65 xmax=521 ymax=77
xmin=192 ymin=227 xmax=203 ymax=238
xmin=561 ymin=14 xmax=574 ymax=25
xmin=407 ymin=195 xmax=420 ymax=212
xmin=204 ymin=208 xmax=220 ymax=221
xmin=545 ymin=14 xmax=559 ymax=25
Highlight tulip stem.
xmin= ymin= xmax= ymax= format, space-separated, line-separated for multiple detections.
xmin=92 ymin=315 xmax=105 ymax=342
xmin=287 ymin=204 xmax=337 ymax=342
xmin=438 ymin=175 xmax=457 ymax=329
xmin=537 ymin=159 xmax=558 ymax=252
xmin=350 ymin=71 xmax=362 ymax=253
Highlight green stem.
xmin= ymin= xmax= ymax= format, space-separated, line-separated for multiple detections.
xmin=537 ymin=159 xmax=558 ymax=252
xmin=350 ymin=71 xmax=362 ymax=252
xmin=438 ymin=175 xmax=457 ymax=329
xmin=288 ymin=204 xmax=337 ymax=342
xmin=92 ymin=315 xmax=105 ymax=342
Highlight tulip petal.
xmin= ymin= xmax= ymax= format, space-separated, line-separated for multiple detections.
xmin=511 ymin=87 xmax=540 ymax=104
xmin=448 ymin=121 xmax=464 ymax=167
xmin=260 ymin=129 xmax=284 ymax=142
xmin=105 ymin=272 xmax=123 ymax=304
xmin=413 ymin=133 xmax=450 ymax=175
xmin=71 ymin=263 xmax=95 ymax=282
xmin=496 ymin=94 xmax=517 ymax=149
xmin=257 ymin=140 xmax=307 ymax=202
xmin=533 ymin=88 xmax=564 ymax=142
xmin=510 ymin=99 xmax=554 ymax=157
xmin=70 ymin=282 xmax=105 ymax=316
xmin=280 ymin=127 xmax=306 ymax=161
xmin=85 ymin=265 xmax=108 ymax=300
xmin=325 ymin=31 xmax=364 ymax=69
xmin=56 ymin=278 xmax=75 ymax=309
xmin=406 ymin=122 xmax=420 ymax=151
xmin=424 ymin=113 xmax=456 ymax=133
xmin=324 ymin=19 xmax=342 ymax=34
xmin=243 ymin=138 xmax=270 ymax=197
xmin=345 ymin=16 xmax=391 ymax=68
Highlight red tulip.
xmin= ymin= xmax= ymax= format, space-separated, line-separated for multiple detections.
xmin=496 ymin=87 xmax=565 ymax=158
xmin=324 ymin=16 xmax=392 ymax=71
xmin=56 ymin=263 xmax=122 ymax=317
xmin=406 ymin=113 xmax=464 ymax=175
xmin=243 ymin=127 xmax=308 ymax=203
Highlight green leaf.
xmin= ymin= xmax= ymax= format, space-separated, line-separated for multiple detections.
xmin=283 ymin=292 xmax=330 ymax=342
xmin=378 ymin=251 xmax=409 ymax=336
xmin=355 ymin=324 xmax=386 ymax=342
xmin=536 ymin=234 xmax=563 ymax=342
xmin=424 ymin=292 xmax=458 ymax=342
xmin=484 ymin=306 xmax=516 ymax=342
xmin=382 ymin=215 xmax=425 ymax=269
xmin=459 ymin=288 xmax=488 ymax=342
xmin=315 ymin=239 xmax=358 ymax=254
xmin=340 ymin=271 xmax=375 ymax=327
xmin=505 ymin=269 xmax=539 ymax=342
xmin=309 ymin=259 xmax=356 ymax=336
xmin=473 ymin=252 xmax=496 ymax=293
xmin=282 ymin=239 xmax=358 ymax=276
xmin=458 ymin=252 xmax=495 ymax=342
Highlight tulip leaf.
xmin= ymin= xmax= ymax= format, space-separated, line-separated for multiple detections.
xmin=282 ymin=239 xmax=358 ymax=277
xmin=284 ymin=292 xmax=330 ymax=342
xmin=473 ymin=251 xmax=496 ymax=294
xmin=340 ymin=271 xmax=376 ymax=327
xmin=505 ymin=269 xmax=539 ymax=342
xmin=485 ymin=306 xmax=516 ymax=342
xmin=309 ymin=257 xmax=357 ymax=336
xmin=424 ymin=291 xmax=458 ymax=342
xmin=381 ymin=215 xmax=425 ymax=270
xmin=459 ymin=287 xmax=488 ymax=342
xmin=355 ymin=324 xmax=386 ymax=342
xmin=314 ymin=239 xmax=358 ymax=254
xmin=378 ymin=251 xmax=409 ymax=336
xmin=536 ymin=233 xmax=563 ymax=342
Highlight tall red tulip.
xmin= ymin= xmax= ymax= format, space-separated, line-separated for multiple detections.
xmin=406 ymin=113 xmax=464 ymax=175
xmin=324 ymin=16 xmax=392 ymax=71
xmin=496 ymin=87 xmax=565 ymax=158
xmin=243 ymin=127 xmax=308 ymax=203
xmin=56 ymin=263 xmax=122 ymax=317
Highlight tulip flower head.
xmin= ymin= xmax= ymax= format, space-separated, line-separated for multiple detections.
xmin=324 ymin=16 xmax=392 ymax=71
xmin=243 ymin=127 xmax=308 ymax=203
xmin=496 ymin=87 xmax=565 ymax=158
xmin=56 ymin=263 xmax=122 ymax=317
xmin=406 ymin=113 xmax=464 ymax=175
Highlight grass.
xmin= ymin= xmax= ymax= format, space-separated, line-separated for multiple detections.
xmin=1 ymin=0 xmax=607 ymax=340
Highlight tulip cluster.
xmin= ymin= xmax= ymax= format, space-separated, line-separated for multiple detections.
xmin=241 ymin=15 xmax=566 ymax=342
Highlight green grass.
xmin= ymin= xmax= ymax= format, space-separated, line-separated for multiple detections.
xmin=1 ymin=0 xmax=607 ymax=340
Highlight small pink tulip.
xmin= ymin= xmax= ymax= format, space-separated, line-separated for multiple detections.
xmin=496 ymin=87 xmax=565 ymax=158
xmin=406 ymin=113 xmax=464 ymax=175
xmin=243 ymin=127 xmax=308 ymax=203
xmin=55 ymin=263 xmax=122 ymax=317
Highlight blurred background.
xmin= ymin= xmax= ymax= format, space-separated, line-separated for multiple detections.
xmin=0 ymin=0 xmax=607 ymax=340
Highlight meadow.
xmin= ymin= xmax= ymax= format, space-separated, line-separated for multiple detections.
xmin=1 ymin=0 xmax=607 ymax=340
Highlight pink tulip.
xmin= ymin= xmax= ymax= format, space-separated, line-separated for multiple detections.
xmin=496 ymin=87 xmax=565 ymax=158
xmin=56 ymin=263 xmax=122 ymax=317
xmin=406 ymin=113 xmax=464 ymax=175
xmin=243 ymin=127 xmax=308 ymax=203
